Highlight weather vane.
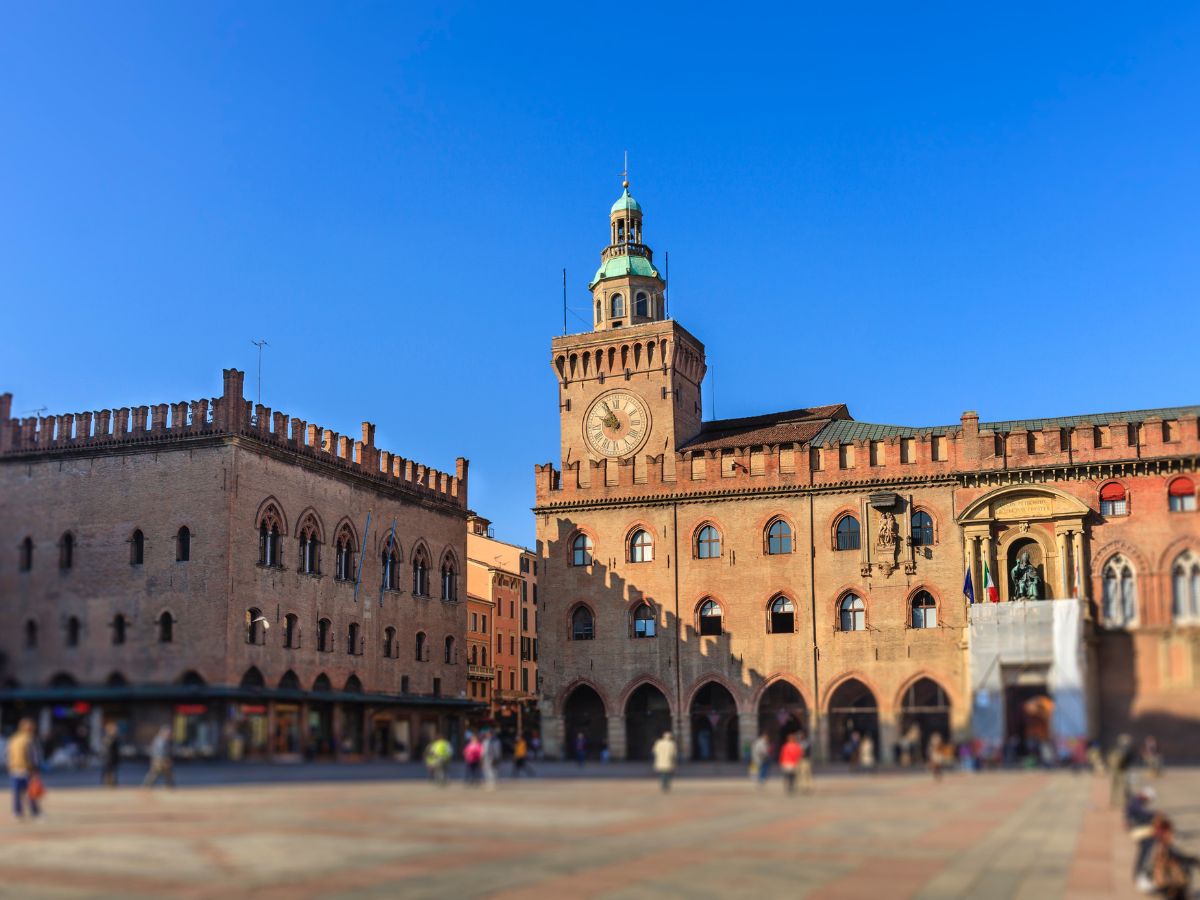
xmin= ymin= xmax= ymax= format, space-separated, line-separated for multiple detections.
xmin=621 ymin=150 xmax=629 ymax=188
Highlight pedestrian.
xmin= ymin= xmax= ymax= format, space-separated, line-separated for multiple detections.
xmin=100 ymin=721 xmax=120 ymax=787
xmin=779 ymin=733 xmax=802 ymax=795
xmin=928 ymin=733 xmax=945 ymax=781
xmin=797 ymin=731 xmax=814 ymax=794
xmin=8 ymin=718 xmax=41 ymax=821
xmin=424 ymin=734 xmax=451 ymax=786
xmin=750 ymin=732 xmax=771 ymax=788
xmin=530 ymin=732 xmax=542 ymax=761
xmin=1108 ymin=734 xmax=1136 ymax=808
xmin=143 ymin=725 xmax=175 ymax=788
xmin=481 ymin=730 xmax=500 ymax=791
xmin=651 ymin=731 xmax=677 ymax=793
xmin=463 ymin=732 xmax=484 ymax=786
xmin=574 ymin=731 xmax=586 ymax=767
xmin=1149 ymin=815 xmax=1198 ymax=900
xmin=512 ymin=735 xmax=535 ymax=777
xmin=1141 ymin=735 xmax=1163 ymax=779
xmin=859 ymin=734 xmax=875 ymax=772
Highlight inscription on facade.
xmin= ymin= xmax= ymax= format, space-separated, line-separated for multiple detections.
xmin=995 ymin=497 xmax=1053 ymax=520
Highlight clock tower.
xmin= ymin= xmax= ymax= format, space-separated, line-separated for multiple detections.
xmin=551 ymin=181 xmax=707 ymax=481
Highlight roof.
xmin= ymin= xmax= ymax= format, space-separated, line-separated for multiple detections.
xmin=611 ymin=188 xmax=641 ymax=214
xmin=590 ymin=253 xmax=660 ymax=286
xmin=979 ymin=405 xmax=1200 ymax=433
xmin=682 ymin=405 xmax=849 ymax=452
xmin=811 ymin=418 xmax=952 ymax=447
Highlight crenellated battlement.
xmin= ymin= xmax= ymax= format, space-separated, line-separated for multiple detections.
xmin=534 ymin=405 xmax=1200 ymax=506
xmin=0 ymin=369 xmax=468 ymax=509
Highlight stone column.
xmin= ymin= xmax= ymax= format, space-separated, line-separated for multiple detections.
xmin=542 ymin=712 xmax=564 ymax=760
xmin=878 ymin=719 xmax=899 ymax=769
xmin=1056 ymin=530 xmax=1069 ymax=599
xmin=1073 ymin=531 xmax=1087 ymax=600
xmin=737 ymin=711 xmax=758 ymax=760
xmin=606 ymin=714 xmax=626 ymax=761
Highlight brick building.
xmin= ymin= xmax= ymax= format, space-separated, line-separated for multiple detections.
xmin=0 ymin=368 xmax=474 ymax=760
xmin=534 ymin=182 xmax=1200 ymax=762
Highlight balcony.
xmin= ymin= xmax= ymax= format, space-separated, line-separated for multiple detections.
xmin=601 ymin=242 xmax=653 ymax=264
xmin=468 ymin=664 xmax=494 ymax=679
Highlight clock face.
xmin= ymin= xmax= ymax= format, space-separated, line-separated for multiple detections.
xmin=583 ymin=390 xmax=651 ymax=458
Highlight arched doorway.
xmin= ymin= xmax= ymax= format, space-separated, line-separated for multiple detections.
xmin=562 ymin=684 xmax=607 ymax=760
xmin=757 ymin=681 xmax=808 ymax=753
xmin=1007 ymin=536 xmax=1047 ymax=601
xmin=827 ymin=679 xmax=879 ymax=762
xmin=625 ymin=683 xmax=672 ymax=761
xmin=899 ymin=678 xmax=951 ymax=762
xmin=690 ymin=681 xmax=739 ymax=761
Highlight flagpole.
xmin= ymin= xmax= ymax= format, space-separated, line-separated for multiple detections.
xmin=353 ymin=509 xmax=372 ymax=603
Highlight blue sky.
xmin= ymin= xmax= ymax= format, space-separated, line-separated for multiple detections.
xmin=3 ymin=3 xmax=1198 ymax=546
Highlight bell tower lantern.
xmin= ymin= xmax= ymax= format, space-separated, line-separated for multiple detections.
xmin=590 ymin=178 xmax=666 ymax=331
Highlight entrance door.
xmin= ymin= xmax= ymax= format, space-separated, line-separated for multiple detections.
xmin=1005 ymin=684 xmax=1053 ymax=757
xmin=625 ymin=684 xmax=671 ymax=761
xmin=757 ymin=681 xmax=808 ymax=754
xmin=689 ymin=682 xmax=739 ymax=761
xmin=899 ymin=678 xmax=951 ymax=763
xmin=273 ymin=704 xmax=300 ymax=756
xmin=563 ymin=684 xmax=607 ymax=760
xmin=826 ymin=679 xmax=879 ymax=762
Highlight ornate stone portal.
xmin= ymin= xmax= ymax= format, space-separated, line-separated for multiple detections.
xmin=1010 ymin=551 xmax=1042 ymax=600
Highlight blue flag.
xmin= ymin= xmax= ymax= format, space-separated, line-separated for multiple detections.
xmin=963 ymin=566 xmax=975 ymax=604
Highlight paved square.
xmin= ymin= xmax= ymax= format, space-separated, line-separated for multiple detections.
xmin=2 ymin=767 xmax=1194 ymax=898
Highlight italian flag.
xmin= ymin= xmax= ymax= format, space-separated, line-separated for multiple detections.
xmin=982 ymin=560 xmax=999 ymax=603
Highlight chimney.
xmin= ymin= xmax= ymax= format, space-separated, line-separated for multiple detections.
xmin=961 ymin=410 xmax=980 ymax=462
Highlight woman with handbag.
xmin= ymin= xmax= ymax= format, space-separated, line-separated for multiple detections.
xmin=8 ymin=718 xmax=42 ymax=820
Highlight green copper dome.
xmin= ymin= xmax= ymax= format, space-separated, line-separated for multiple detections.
xmin=589 ymin=253 xmax=659 ymax=288
xmin=610 ymin=188 xmax=641 ymax=214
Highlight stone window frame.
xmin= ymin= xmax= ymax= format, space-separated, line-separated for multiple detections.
xmin=296 ymin=511 xmax=324 ymax=576
xmin=625 ymin=524 xmax=655 ymax=564
xmin=1101 ymin=554 xmax=1138 ymax=629
xmin=835 ymin=590 xmax=867 ymax=633
xmin=1171 ymin=549 xmax=1200 ymax=623
xmin=910 ymin=509 xmax=937 ymax=547
xmin=255 ymin=500 xmax=286 ymax=569
xmin=333 ymin=520 xmax=359 ymax=583
xmin=629 ymin=600 xmax=658 ymax=639
xmin=1098 ymin=480 xmax=1130 ymax=517
xmin=767 ymin=593 xmax=797 ymax=634
xmin=696 ymin=596 xmax=724 ymax=636
xmin=693 ymin=522 xmax=724 ymax=560
xmin=763 ymin=516 xmax=795 ymax=556
xmin=569 ymin=530 xmax=596 ymax=567
xmin=569 ymin=603 xmax=596 ymax=641
xmin=832 ymin=512 xmax=861 ymax=552
xmin=439 ymin=549 xmax=459 ymax=601
xmin=411 ymin=541 xmax=432 ymax=596
xmin=908 ymin=587 xmax=939 ymax=629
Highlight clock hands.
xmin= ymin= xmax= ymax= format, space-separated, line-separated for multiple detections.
xmin=600 ymin=401 xmax=621 ymax=431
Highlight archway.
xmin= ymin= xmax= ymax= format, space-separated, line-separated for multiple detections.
xmin=689 ymin=681 xmax=739 ymax=761
xmin=898 ymin=678 xmax=950 ymax=763
xmin=827 ymin=678 xmax=879 ymax=762
xmin=757 ymin=681 xmax=808 ymax=753
xmin=562 ymin=684 xmax=607 ymax=760
xmin=1007 ymin=536 xmax=1046 ymax=601
xmin=625 ymin=683 xmax=671 ymax=761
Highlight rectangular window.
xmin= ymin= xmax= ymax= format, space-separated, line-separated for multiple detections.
xmin=509 ymin=671 xmax=515 ymax=690
xmin=1026 ymin=432 xmax=1040 ymax=454
xmin=1060 ymin=428 xmax=1072 ymax=452
xmin=1101 ymin=498 xmax=1128 ymax=516
xmin=1094 ymin=426 xmax=1111 ymax=448
xmin=721 ymin=450 xmax=736 ymax=477
xmin=481 ymin=615 xmax=487 ymax=633
xmin=839 ymin=443 xmax=854 ymax=469
xmin=750 ymin=447 xmax=765 ymax=475
xmin=471 ymin=613 xmax=477 ymax=631
xmin=521 ymin=668 xmax=529 ymax=693
xmin=1163 ymin=420 xmax=1181 ymax=443
xmin=779 ymin=445 xmax=795 ymax=473
xmin=521 ymin=608 xmax=529 ymax=630
xmin=690 ymin=455 xmax=706 ymax=480
xmin=869 ymin=441 xmax=883 ymax=466
xmin=432 ymin=678 xmax=441 ymax=697
xmin=533 ymin=584 xmax=538 ymax=604
xmin=810 ymin=447 xmax=824 ymax=471
xmin=900 ymin=438 xmax=915 ymax=464
xmin=1128 ymin=423 xmax=1143 ymax=447
xmin=994 ymin=434 xmax=1005 ymax=457
xmin=521 ymin=582 xmax=528 ymax=604
xmin=520 ymin=557 xmax=529 ymax=573
xmin=510 ymin=635 xmax=515 ymax=655
xmin=401 ymin=675 xmax=409 ymax=694
xmin=931 ymin=436 xmax=947 ymax=461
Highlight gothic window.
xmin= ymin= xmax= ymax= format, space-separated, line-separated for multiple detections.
xmin=766 ymin=519 xmax=792 ymax=555
xmin=24 ymin=619 xmax=37 ymax=648
xmin=284 ymin=614 xmax=299 ymax=649
xmin=571 ymin=533 xmax=594 ymax=567
xmin=698 ymin=599 xmax=723 ymax=635
xmin=19 ymin=537 xmax=33 ymax=572
xmin=571 ymin=606 xmax=595 ymax=641
xmin=1172 ymin=550 xmax=1200 ymax=621
xmin=629 ymin=528 xmax=653 ymax=563
xmin=595 ymin=300 xmax=601 ymax=324
xmin=246 ymin=608 xmax=266 ymax=645
xmin=1168 ymin=477 xmax=1197 ymax=512
xmin=176 ymin=526 xmax=191 ymax=562
xmin=444 ymin=635 xmax=456 ymax=664
xmin=635 ymin=292 xmax=649 ymax=317
xmin=381 ymin=545 xmax=400 ymax=591
xmin=695 ymin=524 xmax=722 ymax=559
xmin=1102 ymin=555 xmax=1137 ymax=628
xmin=610 ymin=293 xmax=625 ymax=318
xmin=911 ymin=591 xmax=937 ymax=628
xmin=347 ymin=622 xmax=361 ymax=655
xmin=298 ymin=519 xmax=321 ymax=575
xmin=317 ymin=617 xmax=332 ymax=652
xmin=769 ymin=595 xmax=795 ymax=633
xmin=130 ymin=529 xmax=145 ymax=566
xmin=157 ymin=611 xmax=174 ymax=643
xmin=839 ymin=594 xmax=865 ymax=632
xmin=334 ymin=527 xmax=356 ymax=582
xmin=412 ymin=545 xmax=430 ymax=596
xmin=481 ymin=646 xmax=488 ymax=666
xmin=911 ymin=511 xmax=934 ymax=547
xmin=632 ymin=603 xmax=656 ymax=638
xmin=381 ymin=625 xmax=394 ymax=656
xmin=415 ymin=631 xmax=427 ymax=661
xmin=835 ymin=515 xmax=860 ymax=551
xmin=440 ymin=555 xmax=457 ymax=600
xmin=1099 ymin=482 xmax=1128 ymax=517
xmin=112 ymin=614 xmax=127 ymax=645
xmin=258 ymin=507 xmax=282 ymax=567
xmin=59 ymin=532 xmax=74 ymax=570
xmin=65 ymin=615 xmax=81 ymax=647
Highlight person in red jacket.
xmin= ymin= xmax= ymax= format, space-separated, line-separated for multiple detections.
xmin=779 ymin=733 xmax=803 ymax=795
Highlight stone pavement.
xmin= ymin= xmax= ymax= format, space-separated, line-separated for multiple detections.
xmin=1 ymin=767 xmax=1195 ymax=899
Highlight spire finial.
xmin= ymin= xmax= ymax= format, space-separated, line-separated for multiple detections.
xmin=621 ymin=150 xmax=629 ymax=189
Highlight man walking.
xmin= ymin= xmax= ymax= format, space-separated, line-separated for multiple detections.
xmin=143 ymin=725 xmax=175 ymax=788
xmin=8 ymin=718 xmax=41 ymax=820
xmin=652 ymin=731 xmax=677 ymax=793
xmin=424 ymin=734 xmax=451 ymax=786
xmin=481 ymin=729 xmax=501 ymax=791
xmin=750 ymin=732 xmax=772 ymax=788
xmin=512 ymin=735 xmax=535 ymax=777
xmin=100 ymin=721 xmax=121 ymax=787
xmin=780 ymin=733 xmax=803 ymax=795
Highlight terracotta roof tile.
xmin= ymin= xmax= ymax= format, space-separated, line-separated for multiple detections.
xmin=682 ymin=405 xmax=849 ymax=452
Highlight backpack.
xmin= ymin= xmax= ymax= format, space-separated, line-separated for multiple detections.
xmin=464 ymin=742 xmax=483 ymax=764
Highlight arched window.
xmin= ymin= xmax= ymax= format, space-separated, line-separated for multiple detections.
xmin=19 ymin=537 xmax=33 ymax=572
xmin=335 ymin=528 xmax=356 ymax=582
xmin=835 ymin=516 xmax=860 ymax=551
xmin=283 ymin=613 xmax=298 ymax=649
xmin=347 ymin=622 xmax=361 ymax=655
xmin=157 ymin=611 xmax=173 ymax=643
xmin=481 ymin=646 xmax=488 ymax=665
xmin=571 ymin=533 xmax=594 ymax=567
xmin=629 ymin=529 xmax=653 ymax=563
xmin=595 ymin=300 xmax=602 ymax=324
xmin=444 ymin=635 xmax=456 ymax=664
xmin=65 ymin=616 xmax=81 ymax=647
xmin=632 ymin=603 xmax=656 ymax=638
xmin=1099 ymin=482 xmax=1128 ymax=517
xmin=415 ymin=631 xmax=427 ymax=661
xmin=258 ymin=521 xmax=280 ymax=567
xmin=695 ymin=525 xmax=722 ymax=559
xmin=298 ymin=524 xmax=320 ymax=575
xmin=1168 ymin=477 xmax=1197 ymax=512
xmin=381 ymin=545 xmax=400 ymax=591
xmin=698 ymin=599 xmax=723 ymax=636
xmin=24 ymin=619 xmax=37 ymax=648
xmin=1171 ymin=550 xmax=1200 ymax=621
xmin=911 ymin=591 xmax=936 ymax=628
xmin=130 ymin=529 xmax=145 ymax=566
xmin=571 ymin=606 xmax=595 ymax=641
xmin=317 ymin=617 xmax=332 ymax=652
xmin=1102 ymin=555 xmax=1137 ymax=627
xmin=766 ymin=519 xmax=792 ymax=555
xmin=441 ymin=556 xmax=457 ymax=600
xmin=112 ymin=614 xmax=127 ymax=645
xmin=610 ymin=293 xmax=625 ymax=318
xmin=839 ymin=594 xmax=865 ymax=631
xmin=176 ymin=526 xmax=191 ymax=562
xmin=634 ymin=292 xmax=649 ymax=317
xmin=769 ymin=595 xmax=795 ymax=633
xmin=412 ymin=546 xmax=430 ymax=596
xmin=911 ymin=511 xmax=934 ymax=547
xmin=59 ymin=532 xmax=74 ymax=570
xmin=382 ymin=627 xmax=396 ymax=658
xmin=246 ymin=608 xmax=266 ymax=645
